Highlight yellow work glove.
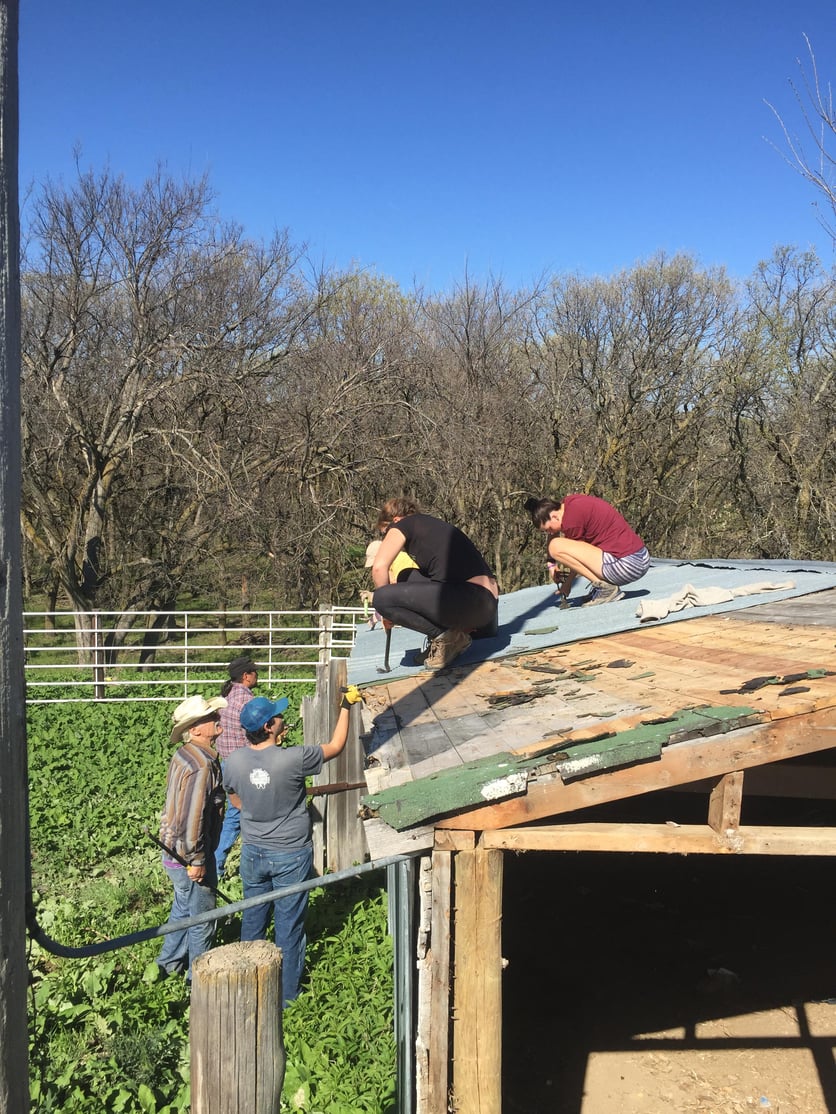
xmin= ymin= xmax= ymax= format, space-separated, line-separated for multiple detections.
xmin=340 ymin=684 xmax=365 ymax=710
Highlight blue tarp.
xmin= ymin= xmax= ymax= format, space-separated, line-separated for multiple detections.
xmin=346 ymin=558 xmax=836 ymax=687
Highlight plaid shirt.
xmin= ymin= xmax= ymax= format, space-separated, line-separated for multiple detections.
xmin=158 ymin=741 xmax=223 ymax=867
xmin=216 ymin=681 xmax=253 ymax=760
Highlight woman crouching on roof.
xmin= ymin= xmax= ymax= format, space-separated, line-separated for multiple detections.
xmin=370 ymin=496 xmax=499 ymax=670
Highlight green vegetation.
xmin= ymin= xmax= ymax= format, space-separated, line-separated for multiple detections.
xmin=27 ymin=696 xmax=396 ymax=1113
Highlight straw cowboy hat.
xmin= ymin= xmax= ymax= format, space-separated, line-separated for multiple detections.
xmin=170 ymin=694 xmax=227 ymax=745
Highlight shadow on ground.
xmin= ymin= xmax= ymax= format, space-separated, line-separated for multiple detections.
xmin=501 ymin=793 xmax=836 ymax=1114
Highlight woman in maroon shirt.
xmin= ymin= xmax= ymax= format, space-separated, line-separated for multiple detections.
xmin=525 ymin=494 xmax=650 ymax=607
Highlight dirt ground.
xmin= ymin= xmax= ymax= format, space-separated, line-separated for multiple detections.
xmin=501 ymin=795 xmax=836 ymax=1114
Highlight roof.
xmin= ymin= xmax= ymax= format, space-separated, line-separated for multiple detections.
xmin=349 ymin=560 xmax=836 ymax=861
xmin=347 ymin=558 xmax=836 ymax=686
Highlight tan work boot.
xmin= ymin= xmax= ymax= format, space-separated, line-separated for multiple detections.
xmin=581 ymin=581 xmax=624 ymax=607
xmin=425 ymin=629 xmax=472 ymax=669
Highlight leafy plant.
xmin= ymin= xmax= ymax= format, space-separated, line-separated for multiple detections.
xmin=27 ymin=698 xmax=396 ymax=1113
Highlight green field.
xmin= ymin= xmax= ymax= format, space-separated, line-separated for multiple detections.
xmin=27 ymin=695 xmax=396 ymax=1113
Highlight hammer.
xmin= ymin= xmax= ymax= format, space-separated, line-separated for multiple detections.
xmin=378 ymin=623 xmax=392 ymax=673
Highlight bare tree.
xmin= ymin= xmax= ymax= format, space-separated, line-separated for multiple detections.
xmin=734 ymin=246 xmax=836 ymax=557
xmin=20 ymin=165 xmax=308 ymax=635
xmin=767 ymin=34 xmax=836 ymax=245
xmin=525 ymin=254 xmax=736 ymax=553
xmin=415 ymin=272 xmax=547 ymax=587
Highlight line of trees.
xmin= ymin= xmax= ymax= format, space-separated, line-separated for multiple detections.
xmin=18 ymin=165 xmax=836 ymax=625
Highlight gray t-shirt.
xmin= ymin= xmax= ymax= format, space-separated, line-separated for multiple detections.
xmin=223 ymin=743 xmax=325 ymax=850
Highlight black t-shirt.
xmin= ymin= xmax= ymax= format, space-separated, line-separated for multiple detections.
xmin=389 ymin=514 xmax=493 ymax=583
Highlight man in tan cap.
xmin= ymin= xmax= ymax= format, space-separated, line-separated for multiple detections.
xmin=157 ymin=694 xmax=227 ymax=979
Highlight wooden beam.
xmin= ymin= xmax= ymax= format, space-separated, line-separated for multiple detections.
xmin=0 ymin=5 xmax=29 ymax=1108
xmin=361 ymin=816 xmax=434 ymax=861
xmin=436 ymin=708 xmax=836 ymax=831
xmin=452 ymin=846 xmax=503 ymax=1114
xmin=708 ymin=771 xmax=744 ymax=833
xmin=482 ymin=822 xmax=836 ymax=856
xmin=428 ymin=851 xmax=452 ymax=1114
xmin=434 ymin=829 xmax=476 ymax=853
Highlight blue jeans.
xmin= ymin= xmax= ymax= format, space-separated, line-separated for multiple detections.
xmin=215 ymin=784 xmax=241 ymax=876
xmin=157 ymin=860 xmax=217 ymax=980
xmin=240 ymin=843 xmax=313 ymax=1006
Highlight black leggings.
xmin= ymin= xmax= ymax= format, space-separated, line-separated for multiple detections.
xmin=373 ymin=573 xmax=497 ymax=640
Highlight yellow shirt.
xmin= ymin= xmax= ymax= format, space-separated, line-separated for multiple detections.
xmin=390 ymin=551 xmax=418 ymax=581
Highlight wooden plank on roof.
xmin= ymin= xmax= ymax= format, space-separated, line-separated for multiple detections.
xmin=731 ymin=587 xmax=836 ymax=626
xmin=548 ymin=705 xmax=760 ymax=781
xmin=436 ymin=704 xmax=836 ymax=831
xmin=363 ymin=752 xmax=526 ymax=831
xmin=361 ymin=706 xmax=763 ymax=831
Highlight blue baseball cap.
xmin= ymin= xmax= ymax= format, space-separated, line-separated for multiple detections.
xmin=240 ymin=695 xmax=290 ymax=732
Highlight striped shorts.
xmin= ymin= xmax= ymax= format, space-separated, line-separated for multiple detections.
xmin=601 ymin=546 xmax=650 ymax=587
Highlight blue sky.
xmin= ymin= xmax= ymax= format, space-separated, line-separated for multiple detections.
xmin=18 ymin=0 xmax=836 ymax=293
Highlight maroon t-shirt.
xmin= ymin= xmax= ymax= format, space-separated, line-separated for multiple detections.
xmin=560 ymin=495 xmax=644 ymax=558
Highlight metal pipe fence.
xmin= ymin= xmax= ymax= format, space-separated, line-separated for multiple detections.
xmin=23 ymin=605 xmax=367 ymax=704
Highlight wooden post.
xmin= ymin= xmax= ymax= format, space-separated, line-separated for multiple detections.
xmin=324 ymin=657 xmax=367 ymax=871
xmin=708 ymin=770 xmax=744 ymax=833
xmin=452 ymin=844 xmax=503 ymax=1114
xmin=317 ymin=603 xmax=332 ymax=666
xmin=416 ymin=850 xmax=452 ymax=1114
xmin=0 ymin=3 xmax=29 ymax=1111
xmin=308 ymin=657 xmax=368 ymax=873
xmin=305 ymin=662 xmax=332 ymax=874
xmin=191 ymin=941 xmax=285 ymax=1114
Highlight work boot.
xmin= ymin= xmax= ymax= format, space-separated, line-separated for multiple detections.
xmin=413 ymin=638 xmax=433 ymax=665
xmin=582 ymin=581 xmax=624 ymax=607
xmin=425 ymin=629 xmax=472 ymax=669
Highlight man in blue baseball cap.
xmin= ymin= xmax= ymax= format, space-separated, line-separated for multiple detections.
xmin=223 ymin=684 xmax=364 ymax=1006
xmin=238 ymin=694 xmax=290 ymax=733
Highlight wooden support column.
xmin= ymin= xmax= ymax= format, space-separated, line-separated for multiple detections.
xmin=0 ymin=5 xmax=29 ymax=1111
xmin=308 ymin=658 xmax=368 ymax=872
xmin=191 ymin=941 xmax=285 ymax=1114
xmin=416 ymin=850 xmax=453 ymax=1113
xmin=452 ymin=842 xmax=503 ymax=1114
xmin=708 ymin=771 xmax=744 ymax=833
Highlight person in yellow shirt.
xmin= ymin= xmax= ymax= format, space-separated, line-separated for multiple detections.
xmin=360 ymin=539 xmax=419 ymax=628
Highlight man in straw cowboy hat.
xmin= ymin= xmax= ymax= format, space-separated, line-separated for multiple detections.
xmin=156 ymin=694 xmax=227 ymax=979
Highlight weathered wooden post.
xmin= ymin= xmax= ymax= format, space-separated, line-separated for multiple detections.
xmin=0 ymin=2 xmax=30 ymax=1111
xmin=190 ymin=941 xmax=286 ymax=1114
xmin=317 ymin=602 xmax=333 ymax=667
xmin=452 ymin=843 xmax=504 ymax=1114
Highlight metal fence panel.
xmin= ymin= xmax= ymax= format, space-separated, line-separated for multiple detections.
xmin=23 ymin=607 xmax=366 ymax=703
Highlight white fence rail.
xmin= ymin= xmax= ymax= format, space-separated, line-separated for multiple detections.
xmin=23 ymin=606 xmax=367 ymax=704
